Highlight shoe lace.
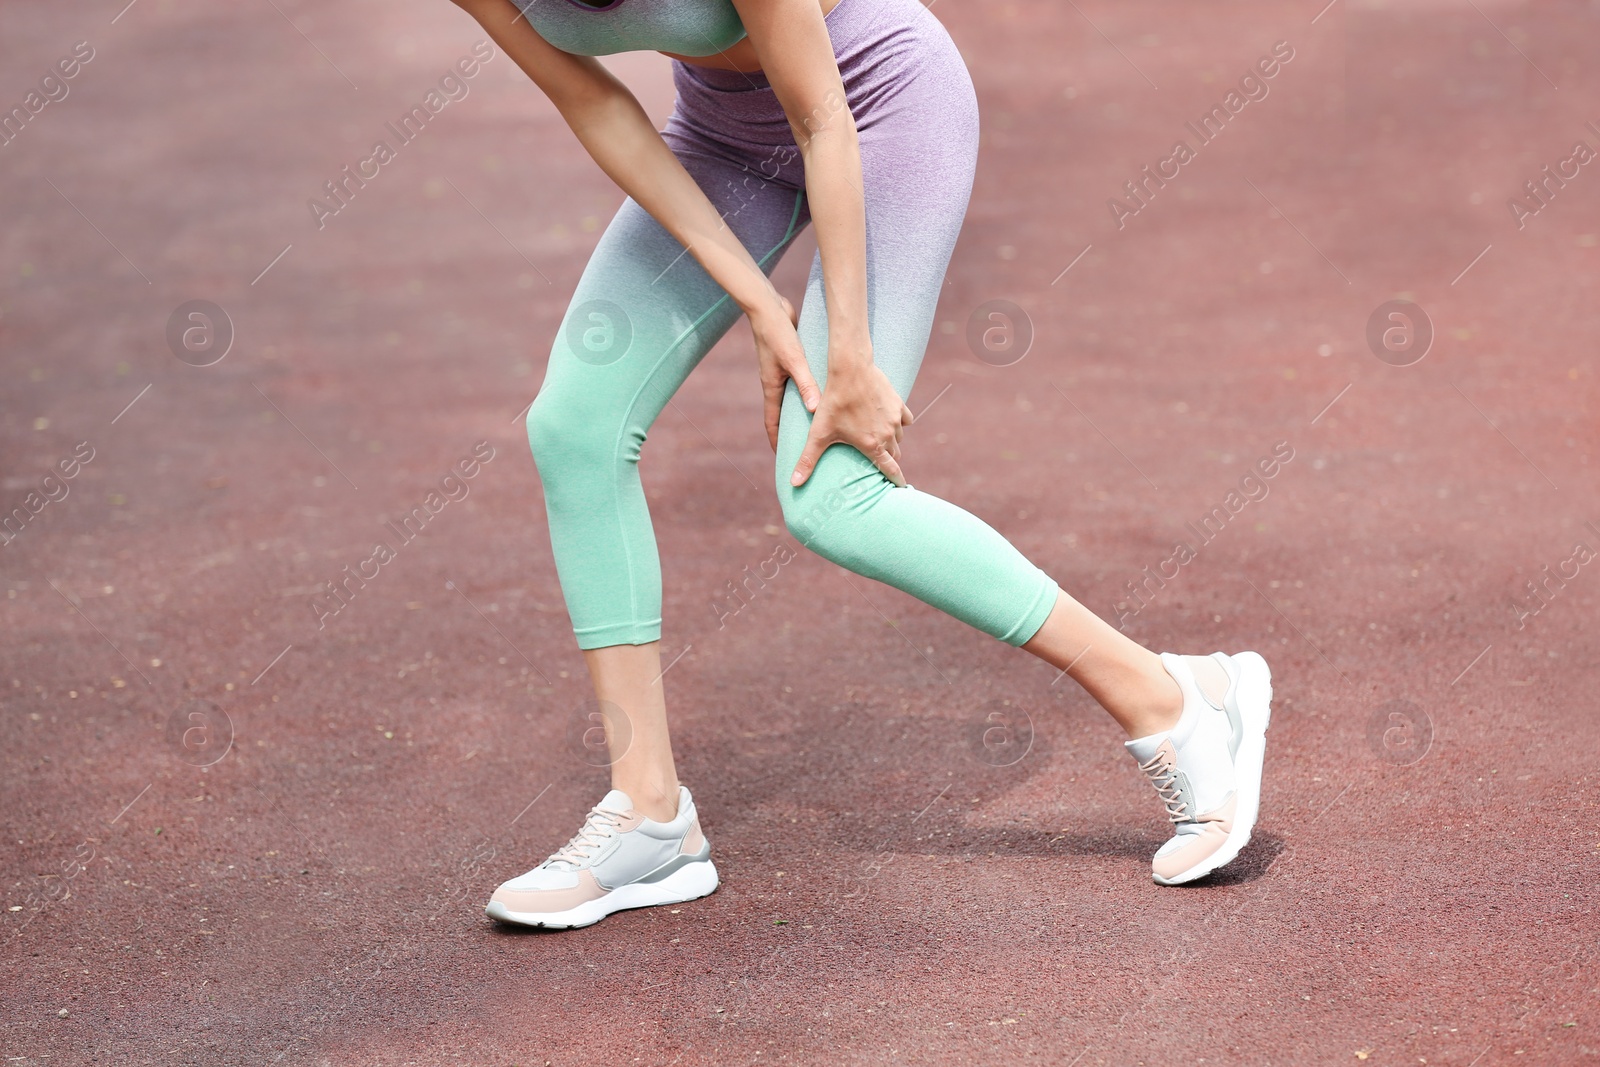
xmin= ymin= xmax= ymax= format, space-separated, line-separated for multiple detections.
xmin=546 ymin=803 xmax=629 ymax=868
xmin=1138 ymin=752 xmax=1190 ymax=824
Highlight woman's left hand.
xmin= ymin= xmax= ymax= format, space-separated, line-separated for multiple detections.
xmin=790 ymin=347 xmax=913 ymax=488
xmin=752 ymin=294 xmax=822 ymax=452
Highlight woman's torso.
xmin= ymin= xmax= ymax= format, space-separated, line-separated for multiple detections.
xmin=513 ymin=0 xmax=845 ymax=73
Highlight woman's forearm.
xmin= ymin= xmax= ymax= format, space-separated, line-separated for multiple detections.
xmin=455 ymin=0 xmax=784 ymax=320
xmin=567 ymin=91 xmax=786 ymax=318
xmin=794 ymin=97 xmax=872 ymax=376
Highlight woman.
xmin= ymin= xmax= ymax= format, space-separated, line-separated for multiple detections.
xmin=450 ymin=0 xmax=1274 ymax=929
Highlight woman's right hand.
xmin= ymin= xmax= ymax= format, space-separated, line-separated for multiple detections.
xmin=750 ymin=293 xmax=822 ymax=452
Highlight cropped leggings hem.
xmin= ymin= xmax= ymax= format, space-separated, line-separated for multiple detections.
xmin=1002 ymin=578 xmax=1060 ymax=647
xmin=572 ymin=574 xmax=1059 ymax=653
xmin=574 ymin=618 xmax=665 ymax=651
xmin=572 ymin=582 xmax=1058 ymax=652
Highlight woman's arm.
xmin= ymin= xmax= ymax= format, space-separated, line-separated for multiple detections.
xmin=730 ymin=0 xmax=914 ymax=487
xmin=450 ymin=0 xmax=821 ymax=436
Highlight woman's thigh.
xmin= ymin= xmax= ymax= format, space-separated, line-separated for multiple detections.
xmin=530 ymin=139 xmax=810 ymax=460
xmin=524 ymin=127 xmax=813 ymax=648
xmin=774 ymin=19 xmax=980 ymax=483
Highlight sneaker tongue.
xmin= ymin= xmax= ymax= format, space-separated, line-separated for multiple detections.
xmin=543 ymin=789 xmax=634 ymax=871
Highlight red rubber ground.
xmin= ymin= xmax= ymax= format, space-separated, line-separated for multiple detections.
xmin=3 ymin=0 xmax=1598 ymax=1063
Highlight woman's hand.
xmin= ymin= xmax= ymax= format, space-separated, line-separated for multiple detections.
xmin=752 ymin=294 xmax=822 ymax=452
xmin=790 ymin=349 xmax=913 ymax=488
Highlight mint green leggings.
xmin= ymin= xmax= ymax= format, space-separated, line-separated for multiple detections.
xmin=524 ymin=24 xmax=1061 ymax=652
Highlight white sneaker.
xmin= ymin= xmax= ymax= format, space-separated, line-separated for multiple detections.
xmin=485 ymin=785 xmax=718 ymax=929
xmin=1126 ymin=651 xmax=1272 ymax=885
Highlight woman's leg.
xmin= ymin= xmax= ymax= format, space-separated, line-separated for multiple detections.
xmin=771 ymin=9 xmax=1205 ymax=737
xmin=525 ymin=139 xmax=811 ymax=822
xmin=771 ymin=0 xmax=1270 ymax=886
xmin=579 ymin=643 xmax=678 ymax=821
xmin=1019 ymin=596 xmax=1173 ymax=736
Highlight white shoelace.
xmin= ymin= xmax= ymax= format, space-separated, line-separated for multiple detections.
xmin=545 ymin=803 xmax=629 ymax=868
xmin=1138 ymin=752 xmax=1190 ymax=824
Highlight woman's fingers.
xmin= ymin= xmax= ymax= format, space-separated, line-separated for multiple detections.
xmin=790 ymin=435 xmax=824 ymax=486
xmin=786 ymin=354 xmax=821 ymax=413
xmin=788 ymin=364 xmax=912 ymax=488
xmin=762 ymin=375 xmax=785 ymax=451
xmin=873 ymin=444 xmax=907 ymax=488
xmin=790 ymin=406 xmax=833 ymax=487
xmin=799 ymin=440 xmax=905 ymax=488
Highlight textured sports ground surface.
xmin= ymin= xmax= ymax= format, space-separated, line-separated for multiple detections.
xmin=3 ymin=0 xmax=1598 ymax=1063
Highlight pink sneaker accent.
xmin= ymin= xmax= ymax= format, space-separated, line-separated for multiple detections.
xmin=489 ymin=868 xmax=607 ymax=915
xmin=1151 ymin=794 xmax=1237 ymax=882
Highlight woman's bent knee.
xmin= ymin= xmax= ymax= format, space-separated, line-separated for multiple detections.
xmin=778 ymin=465 xmax=878 ymax=563
xmin=525 ymin=386 xmax=616 ymax=479
xmin=780 ymin=485 xmax=846 ymax=549
xmin=523 ymin=389 xmax=566 ymax=467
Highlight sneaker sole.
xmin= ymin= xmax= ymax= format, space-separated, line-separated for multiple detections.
xmin=485 ymin=858 xmax=720 ymax=930
xmin=1154 ymin=650 xmax=1272 ymax=886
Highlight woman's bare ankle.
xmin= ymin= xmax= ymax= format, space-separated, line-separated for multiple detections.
xmin=614 ymin=778 xmax=681 ymax=822
xmin=1119 ymin=661 xmax=1184 ymax=739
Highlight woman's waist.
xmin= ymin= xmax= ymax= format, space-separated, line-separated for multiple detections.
xmin=671 ymin=0 xmax=961 ymax=97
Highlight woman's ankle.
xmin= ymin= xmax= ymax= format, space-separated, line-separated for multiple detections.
xmin=1117 ymin=657 xmax=1185 ymax=739
xmin=614 ymin=778 xmax=681 ymax=822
